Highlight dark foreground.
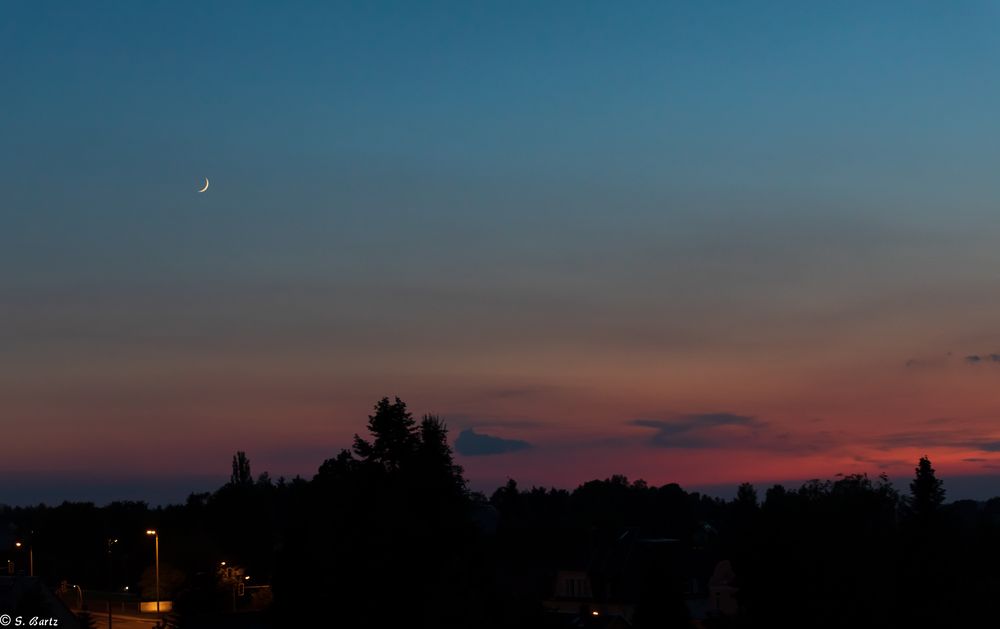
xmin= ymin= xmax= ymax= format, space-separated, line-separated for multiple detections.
xmin=2 ymin=398 xmax=998 ymax=628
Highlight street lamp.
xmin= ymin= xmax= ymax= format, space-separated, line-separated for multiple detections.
xmin=146 ymin=530 xmax=159 ymax=614
xmin=107 ymin=538 xmax=118 ymax=629
xmin=14 ymin=541 xmax=33 ymax=577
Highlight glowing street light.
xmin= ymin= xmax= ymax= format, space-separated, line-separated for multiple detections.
xmin=14 ymin=541 xmax=33 ymax=577
xmin=146 ymin=530 xmax=160 ymax=614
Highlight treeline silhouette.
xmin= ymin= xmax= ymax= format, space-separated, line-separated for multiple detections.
xmin=2 ymin=397 xmax=999 ymax=628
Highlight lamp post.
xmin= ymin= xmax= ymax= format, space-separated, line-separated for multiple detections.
xmin=107 ymin=538 xmax=118 ymax=629
xmin=14 ymin=541 xmax=33 ymax=577
xmin=145 ymin=530 xmax=159 ymax=614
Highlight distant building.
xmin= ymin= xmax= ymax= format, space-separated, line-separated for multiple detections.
xmin=543 ymin=529 xmax=689 ymax=627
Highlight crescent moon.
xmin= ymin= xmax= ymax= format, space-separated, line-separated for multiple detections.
xmin=198 ymin=178 xmax=210 ymax=193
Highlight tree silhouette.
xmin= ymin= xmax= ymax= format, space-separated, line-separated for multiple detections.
xmin=230 ymin=451 xmax=252 ymax=487
xmin=736 ymin=482 xmax=758 ymax=509
xmin=10 ymin=400 xmax=1000 ymax=628
xmin=898 ymin=457 xmax=949 ymax=627
xmin=273 ymin=397 xmax=482 ymax=628
xmin=314 ymin=447 xmax=356 ymax=482
xmin=352 ymin=396 xmax=419 ymax=472
xmin=415 ymin=414 xmax=467 ymax=499
xmin=908 ymin=455 xmax=945 ymax=518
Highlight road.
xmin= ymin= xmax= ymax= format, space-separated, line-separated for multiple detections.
xmin=91 ymin=613 xmax=160 ymax=629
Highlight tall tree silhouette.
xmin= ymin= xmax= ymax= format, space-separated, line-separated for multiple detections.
xmin=415 ymin=414 xmax=467 ymax=498
xmin=909 ymin=455 xmax=945 ymax=518
xmin=899 ymin=457 xmax=949 ymax=628
xmin=230 ymin=451 xmax=252 ymax=487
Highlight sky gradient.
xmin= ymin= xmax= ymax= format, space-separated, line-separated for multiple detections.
xmin=4 ymin=1 xmax=1000 ymax=504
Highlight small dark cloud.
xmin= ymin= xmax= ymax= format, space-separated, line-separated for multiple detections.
xmin=963 ymin=353 xmax=1000 ymax=365
xmin=631 ymin=413 xmax=765 ymax=449
xmin=962 ymin=458 xmax=989 ymax=463
xmin=454 ymin=428 xmax=532 ymax=456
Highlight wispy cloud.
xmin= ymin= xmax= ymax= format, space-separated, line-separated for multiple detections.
xmin=904 ymin=352 xmax=952 ymax=369
xmin=852 ymin=454 xmax=910 ymax=470
xmin=872 ymin=429 xmax=1000 ymax=453
xmin=630 ymin=412 xmax=839 ymax=454
xmin=903 ymin=351 xmax=1000 ymax=369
